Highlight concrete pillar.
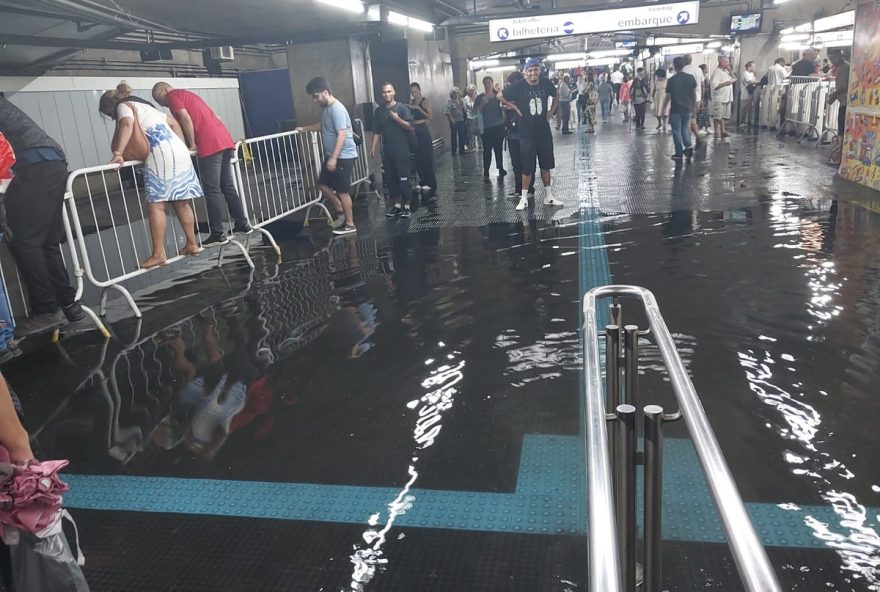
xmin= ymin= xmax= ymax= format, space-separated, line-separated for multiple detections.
xmin=286 ymin=38 xmax=373 ymax=126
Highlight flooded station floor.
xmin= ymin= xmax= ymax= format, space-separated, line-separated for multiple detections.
xmin=4 ymin=114 xmax=880 ymax=591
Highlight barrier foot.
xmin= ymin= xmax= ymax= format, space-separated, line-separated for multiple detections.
xmin=82 ymin=305 xmax=111 ymax=338
xmin=304 ymin=202 xmax=334 ymax=228
xmin=108 ymin=284 xmax=143 ymax=318
xmin=254 ymin=228 xmax=282 ymax=260
xmin=227 ymin=239 xmax=256 ymax=270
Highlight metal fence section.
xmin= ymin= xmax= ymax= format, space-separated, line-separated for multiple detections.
xmin=583 ymin=285 xmax=781 ymax=592
xmin=232 ymin=130 xmax=333 ymax=256
xmin=64 ymin=161 xmax=254 ymax=320
xmin=0 ymin=218 xmax=109 ymax=340
xmin=777 ymin=77 xmax=835 ymax=143
xmin=350 ymin=119 xmax=377 ymax=199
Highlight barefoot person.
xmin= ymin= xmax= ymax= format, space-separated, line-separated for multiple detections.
xmin=99 ymin=83 xmax=202 ymax=269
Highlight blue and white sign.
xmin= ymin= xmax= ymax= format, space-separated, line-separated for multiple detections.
xmin=488 ymin=0 xmax=700 ymax=42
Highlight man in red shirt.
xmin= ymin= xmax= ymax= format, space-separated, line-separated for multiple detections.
xmin=152 ymin=82 xmax=251 ymax=245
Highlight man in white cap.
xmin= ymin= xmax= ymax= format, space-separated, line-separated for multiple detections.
xmin=500 ymin=58 xmax=562 ymax=211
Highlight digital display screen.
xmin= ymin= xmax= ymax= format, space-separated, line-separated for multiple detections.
xmin=730 ymin=13 xmax=762 ymax=33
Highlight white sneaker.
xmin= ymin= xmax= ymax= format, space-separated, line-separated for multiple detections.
xmin=544 ymin=197 xmax=562 ymax=207
xmin=516 ymin=197 xmax=528 ymax=211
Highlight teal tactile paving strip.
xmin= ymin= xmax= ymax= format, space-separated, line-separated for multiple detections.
xmin=64 ymin=434 xmax=852 ymax=547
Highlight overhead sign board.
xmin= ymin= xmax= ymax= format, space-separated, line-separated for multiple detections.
xmin=615 ymin=40 xmax=637 ymax=48
xmin=812 ymin=10 xmax=854 ymax=33
xmin=660 ymin=43 xmax=704 ymax=56
xmin=811 ymin=30 xmax=854 ymax=46
xmin=489 ymin=1 xmax=700 ymax=43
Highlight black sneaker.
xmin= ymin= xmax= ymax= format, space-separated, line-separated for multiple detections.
xmin=401 ymin=208 xmax=412 ymax=219
xmin=332 ymin=225 xmax=357 ymax=236
xmin=332 ymin=212 xmax=346 ymax=229
xmin=14 ymin=310 xmax=66 ymax=338
xmin=483 ymin=170 xmax=490 ymax=178
xmin=498 ymin=169 xmax=507 ymax=177
xmin=386 ymin=206 xmax=403 ymax=218
xmin=62 ymin=301 xmax=86 ymax=322
xmin=232 ymin=222 xmax=253 ymax=234
xmin=684 ymin=147 xmax=694 ymax=159
xmin=203 ymin=233 xmax=230 ymax=246
xmin=671 ymin=154 xmax=684 ymax=161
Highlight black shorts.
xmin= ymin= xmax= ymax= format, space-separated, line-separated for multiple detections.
xmin=318 ymin=157 xmax=356 ymax=193
xmin=520 ymin=132 xmax=555 ymax=176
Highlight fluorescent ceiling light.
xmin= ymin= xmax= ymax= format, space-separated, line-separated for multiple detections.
xmin=721 ymin=45 xmax=735 ymax=52
xmin=316 ymin=0 xmax=363 ymax=13
xmin=781 ymin=33 xmax=811 ymax=41
xmin=546 ymin=52 xmax=587 ymax=61
xmin=388 ymin=10 xmax=434 ymax=32
xmin=553 ymin=60 xmax=585 ymax=69
xmin=813 ymin=10 xmax=854 ymax=32
xmin=586 ymin=57 xmax=620 ymax=67
xmin=653 ymin=37 xmax=685 ymax=45
xmin=482 ymin=65 xmax=511 ymax=72
xmin=779 ymin=42 xmax=811 ymax=51
xmin=774 ymin=0 xmax=793 ymax=4
xmin=471 ymin=59 xmax=500 ymax=68
xmin=588 ymin=49 xmax=631 ymax=58
xmin=706 ymin=41 xmax=722 ymax=48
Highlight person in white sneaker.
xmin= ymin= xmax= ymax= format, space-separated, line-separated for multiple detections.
xmin=500 ymin=58 xmax=562 ymax=210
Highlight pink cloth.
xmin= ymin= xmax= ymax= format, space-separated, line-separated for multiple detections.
xmin=0 ymin=452 xmax=69 ymax=535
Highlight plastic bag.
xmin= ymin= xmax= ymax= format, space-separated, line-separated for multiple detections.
xmin=4 ymin=510 xmax=89 ymax=592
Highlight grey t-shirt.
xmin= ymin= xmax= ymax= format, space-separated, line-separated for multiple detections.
xmin=321 ymin=100 xmax=358 ymax=159
xmin=597 ymin=82 xmax=613 ymax=102
xmin=475 ymin=92 xmax=505 ymax=128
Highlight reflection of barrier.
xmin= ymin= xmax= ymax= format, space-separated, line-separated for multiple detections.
xmin=232 ymin=130 xmax=333 ymax=256
xmin=755 ymin=85 xmax=785 ymax=129
xmin=583 ymin=286 xmax=781 ymax=592
xmin=64 ymin=161 xmax=255 ymax=320
xmin=777 ymin=77 xmax=834 ymax=143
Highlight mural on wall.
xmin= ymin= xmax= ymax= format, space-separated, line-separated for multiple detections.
xmin=841 ymin=0 xmax=880 ymax=189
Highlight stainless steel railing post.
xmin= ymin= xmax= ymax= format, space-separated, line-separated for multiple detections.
xmin=615 ymin=404 xmax=637 ymax=591
xmin=643 ymin=404 xmax=665 ymax=592
xmin=623 ymin=325 xmax=639 ymax=408
xmin=605 ymin=325 xmax=621 ymax=411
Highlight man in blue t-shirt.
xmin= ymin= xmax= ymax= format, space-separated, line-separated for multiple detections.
xmin=297 ymin=77 xmax=359 ymax=235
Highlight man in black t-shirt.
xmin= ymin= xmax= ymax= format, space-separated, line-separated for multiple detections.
xmin=501 ymin=58 xmax=561 ymax=211
xmin=660 ymin=56 xmax=697 ymax=160
xmin=371 ymin=83 xmax=415 ymax=218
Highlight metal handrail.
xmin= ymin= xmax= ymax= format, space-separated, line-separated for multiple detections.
xmin=583 ymin=285 xmax=781 ymax=592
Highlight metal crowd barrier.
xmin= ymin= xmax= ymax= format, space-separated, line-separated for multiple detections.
xmin=0 ymin=215 xmax=109 ymax=340
xmin=231 ymin=129 xmax=332 ymax=257
xmin=754 ymin=84 xmax=785 ymax=129
xmin=777 ymin=76 xmax=834 ymax=143
xmin=350 ymin=119 xmax=377 ymax=199
xmin=583 ymin=286 xmax=781 ymax=592
xmin=63 ymin=161 xmax=255 ymax=320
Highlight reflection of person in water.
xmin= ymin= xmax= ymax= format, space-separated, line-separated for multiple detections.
xmin=152 ymin=302 xmax=278 ymax=459
xmin=319 ymin=303 xmax=379 ymax=360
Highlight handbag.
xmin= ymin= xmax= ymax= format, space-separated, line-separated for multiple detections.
xmin=121 ymin=102 xmax=150 ymax=162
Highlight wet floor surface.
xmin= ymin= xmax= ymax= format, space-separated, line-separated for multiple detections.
xmin=4 ymin=113 xmax=880 ymax=591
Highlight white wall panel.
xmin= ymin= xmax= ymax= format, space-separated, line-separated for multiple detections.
xmin=1 ymin=77 xmax=244 ymax=171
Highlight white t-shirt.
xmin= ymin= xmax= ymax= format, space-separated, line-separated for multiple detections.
xmin=610 ymin=70 xmax=624 ymax=84
xmin=766 ymin=64 xmax=788 ymax=86
xmin=682 ymin=64 xmax=703 ymax=102
xmin=740 ymin=70 xmax=756 ymax=100
xmin=710 ymin=68 xmax=734 ymax=104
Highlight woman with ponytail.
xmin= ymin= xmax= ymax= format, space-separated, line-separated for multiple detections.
xmin=99 ymin=82 xmax=202 ymax=269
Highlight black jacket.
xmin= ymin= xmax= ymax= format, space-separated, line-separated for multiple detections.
xmin=0 ymin=96 xmax=65 ymax=158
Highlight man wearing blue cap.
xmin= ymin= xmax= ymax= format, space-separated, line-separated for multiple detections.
xmin=500 ymin=58 xmax=561 ymax=211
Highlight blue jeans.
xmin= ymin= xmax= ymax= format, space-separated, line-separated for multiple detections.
xmin=0 ymin=275 xmax=14 ymax=351
xmin=670 ymin=110 xmax=692 ymax=156
xmin=600 ymin=100 xmax=611 ymax=121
